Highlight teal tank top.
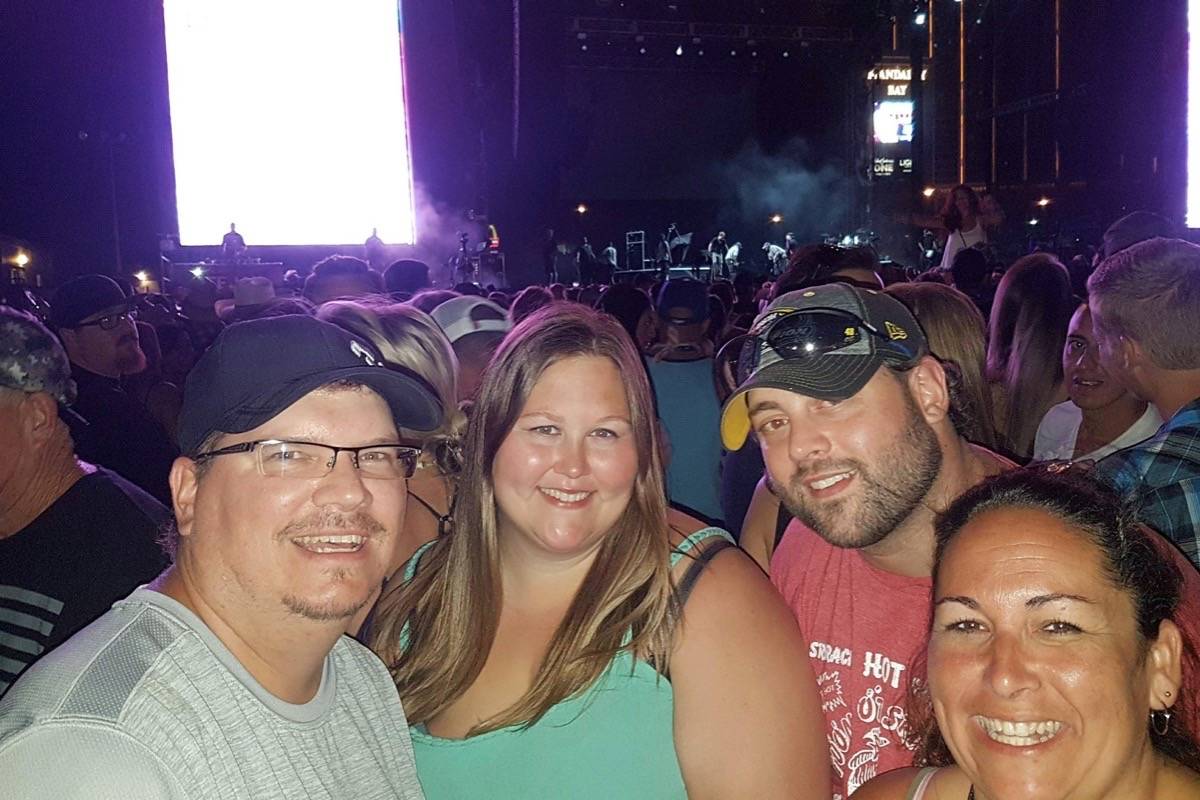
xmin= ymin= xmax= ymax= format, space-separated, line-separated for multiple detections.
xmin=404 ymin=527 xmax=735 ymax=800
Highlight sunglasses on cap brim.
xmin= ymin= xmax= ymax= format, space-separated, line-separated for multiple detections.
xmin=714 ymin=306 xmax=917 ymax=393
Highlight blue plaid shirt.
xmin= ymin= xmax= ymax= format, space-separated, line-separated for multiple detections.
xmin=1098 ymin=398 xmax=1200 ymax=569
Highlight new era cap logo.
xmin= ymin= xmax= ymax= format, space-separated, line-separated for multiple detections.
xmin=349 ymin=340 xmax=380 ymax=367
xmin=885 ymin=321 xmax=908 ymax=340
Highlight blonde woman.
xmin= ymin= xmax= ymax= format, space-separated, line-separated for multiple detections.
xmin=370 ymin=305 xmax=829 ymax=799
xmin=318 ymin=299 xmax=464 ymax=571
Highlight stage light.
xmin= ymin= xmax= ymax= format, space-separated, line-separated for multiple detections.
xmin=576 ymin=204 xmax=588 ymax=215
xmin=922 ymin=187 xmax=936 ymax=197
xmin=730 ymin=49 xmax=737 ymax=56
xmin=914 ymin=12 xmax=927 ymax=25
xmin=1028 ymin=218 xmax=1039 ymax=226
xmin=135 ymin=271 xmax=150 ymax=283
xmin=581 ymin=44 xmax=588 ymax=51
xmin=770 ymin=214 xmax=783 ymax=224
xmin=639 ymin=47 xmax=646 ymax=54
xmin=14 ymin=252 xmax=29 ymax=267
xmin=676 ymin=45 xmax=683 ymax=56
xmin=190 ymin=266 xmax=205 ymax=278
xmin=1036 ymin=197 xmax=1051 ymax=207
xmin=783 ymin=51 xmax=790 ymax=58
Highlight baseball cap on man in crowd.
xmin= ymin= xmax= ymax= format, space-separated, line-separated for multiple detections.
xmin=48 ymin=275 xmax=131 ymax=330
xmin=656 ymin=278 xmax=710 ymax=325
xmin=429 ymin=296 xmax=511 ymax=345
xmin=177 ymin=314 xmax=442 ymax=455
xmin=719 ymin=283 xmax=928 ymax=450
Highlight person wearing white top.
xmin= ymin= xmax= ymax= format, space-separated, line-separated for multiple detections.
xmin=1034 ymin=303 xmax=1163 ymax=461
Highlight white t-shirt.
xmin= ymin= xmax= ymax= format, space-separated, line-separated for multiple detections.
xmin=1033 ymin=401 xmax=1164 ymax=462
xmin=0 ymin=588 xmax=425 ymax=799
xmin=940 ymin=222 xmax=986 ymax=270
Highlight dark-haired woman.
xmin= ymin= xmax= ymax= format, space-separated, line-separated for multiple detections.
xmin=857 ymin=465 xmax=1200 ymax=799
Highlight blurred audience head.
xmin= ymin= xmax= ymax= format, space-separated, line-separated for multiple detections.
xmin=509 ymin=286 xmax=553 ymax=326
xmin=430 ymin=296 xmax=512 ymax=401
xmin=986 ymin=253 xmax=1074 ymax=458
xmin=1088 ymin=237 xmax=1200 ymax=413
xmin=303 ymin=255 xmax=382 ymax=306
xmin=887 ymin=282 xmax=997 ymax=449
xmin=383 ymin=258 xmax=432 ymax=297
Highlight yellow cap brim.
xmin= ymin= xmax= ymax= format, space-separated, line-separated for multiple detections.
xmin=720 ymin=391 xmax=752 ymax=451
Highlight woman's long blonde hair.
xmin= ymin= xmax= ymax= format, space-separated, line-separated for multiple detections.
xmin=318 ymin=299 xmax=465 ymax=474
xmin=369 ymin=304 xmax=678 ymax=735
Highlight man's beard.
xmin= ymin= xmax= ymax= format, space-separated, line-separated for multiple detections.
xmin=114 ymin=336 xmax=147 ymax=376
xmin=769 ymin=392 xmax=943 ymax=550
xmin=276 ymin=510 xmax=387 ymax=622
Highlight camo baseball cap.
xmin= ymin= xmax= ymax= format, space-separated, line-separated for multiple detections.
xmin=0 ymin=305 xmax=77 ymax=405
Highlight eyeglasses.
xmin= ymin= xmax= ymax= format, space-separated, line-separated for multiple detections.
xmin=74 ymin=309 xmax=137 ymax=331
xmin=193 ymin=439 xmax=421 ymax=480
xmin=715 ymin=306 xmax=916 ymax=391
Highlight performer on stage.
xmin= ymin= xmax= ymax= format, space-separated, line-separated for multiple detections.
xmin=542 ymin=228 xmax=558 ymax=284
xmin=576 ymin=237 xmax=597 ymax=286
xmin=762 ymin=242 xmax=788 ymax=275
xmin=707 ymin=231 xmax=731 ymax=279
xmin=364 ymin=228 xmax=385 ymax=270
xmin=784 ymin=232 xmax=798 ymax=256
xmin=220 ymin=223 xmax=246 ymax=261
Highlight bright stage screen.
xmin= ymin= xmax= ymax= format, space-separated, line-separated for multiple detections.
xmin=873 ymin=101 xmax=914 ymax=145
xmin=163 ymin=0 xmax=417 ymax=246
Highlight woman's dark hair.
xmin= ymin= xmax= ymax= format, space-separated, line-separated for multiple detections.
xmin=909 ymin=465 xmax=1200 ymax=771
xmin=939 ymin=184 xmax=981 ymax=233
xmin=595 ymin=283 xmax=651 ymax=347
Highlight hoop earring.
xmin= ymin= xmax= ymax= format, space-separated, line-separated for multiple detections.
xmin=1151 ymin=709 xmax=1173 ymax=737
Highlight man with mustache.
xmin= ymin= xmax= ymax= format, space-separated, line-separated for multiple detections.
xmin=0 ymin=315 xmax=440 ymax=799
xmin=51 ymin=274 xmax=178 ymax=504
xmin=719 ymin=284 xmax=1008 ymax=799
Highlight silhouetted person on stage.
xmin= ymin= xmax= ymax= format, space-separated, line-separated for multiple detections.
xmin=708 ymin=231 xmax=730 ymax=279
xmin=221 ymin=223 xmax=246 ymax=260
xmin=542 ymin=228 xmax=558 ymax=284
xmin=365 ymin=227 xmax=385 ymax=270
xmin=577 ymin=237 xmax=597 ymax=285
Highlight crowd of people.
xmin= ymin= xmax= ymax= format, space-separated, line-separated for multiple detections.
xmin=2 ymin=203 xmax=1200 ymax=799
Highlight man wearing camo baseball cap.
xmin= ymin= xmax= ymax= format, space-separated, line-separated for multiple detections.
xmin=718 ymin=283 xmax=1011 ymax=799
xmin=0 ymin=306 xmax=169 ymax=697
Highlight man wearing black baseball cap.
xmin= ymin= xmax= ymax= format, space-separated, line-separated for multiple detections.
xmin=646 ymin=278 xmax=724 ymax=523
xmin=719 ymin=283 xmax=1009 ymax=799
xmin=50 ymin=274 xmax=179 ymax=504
xmin=0 ymin=315 xmax=437 ymax=799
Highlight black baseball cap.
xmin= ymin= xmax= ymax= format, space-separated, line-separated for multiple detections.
xmin=177 ymin=315 xmax=442 ymax=455
xmin=49 ymin=275 xmax=131 ymax=330
xmin=656 ymin=278 xmax=710 ymax=324
xmin=720 ymin=283 xmax=928 ymax=449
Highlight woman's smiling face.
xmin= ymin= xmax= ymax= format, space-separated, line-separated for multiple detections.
xmin=928 ymin=505 xmax=1170 ymax=799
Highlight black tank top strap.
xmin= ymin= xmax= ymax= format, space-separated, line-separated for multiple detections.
xmin=674 ymin=539 xmax=737 ymax=608
xmin=772 ymin=503 xmax=793 ymax=553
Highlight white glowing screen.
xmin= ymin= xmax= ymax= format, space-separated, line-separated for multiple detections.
xmin=873 ymin=101 xmax=914 ymax=145
xmin=1189 ymin=0 xmax=1200 ymax=227
xmin=164 ymin=0 xmax=417 ymax=245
